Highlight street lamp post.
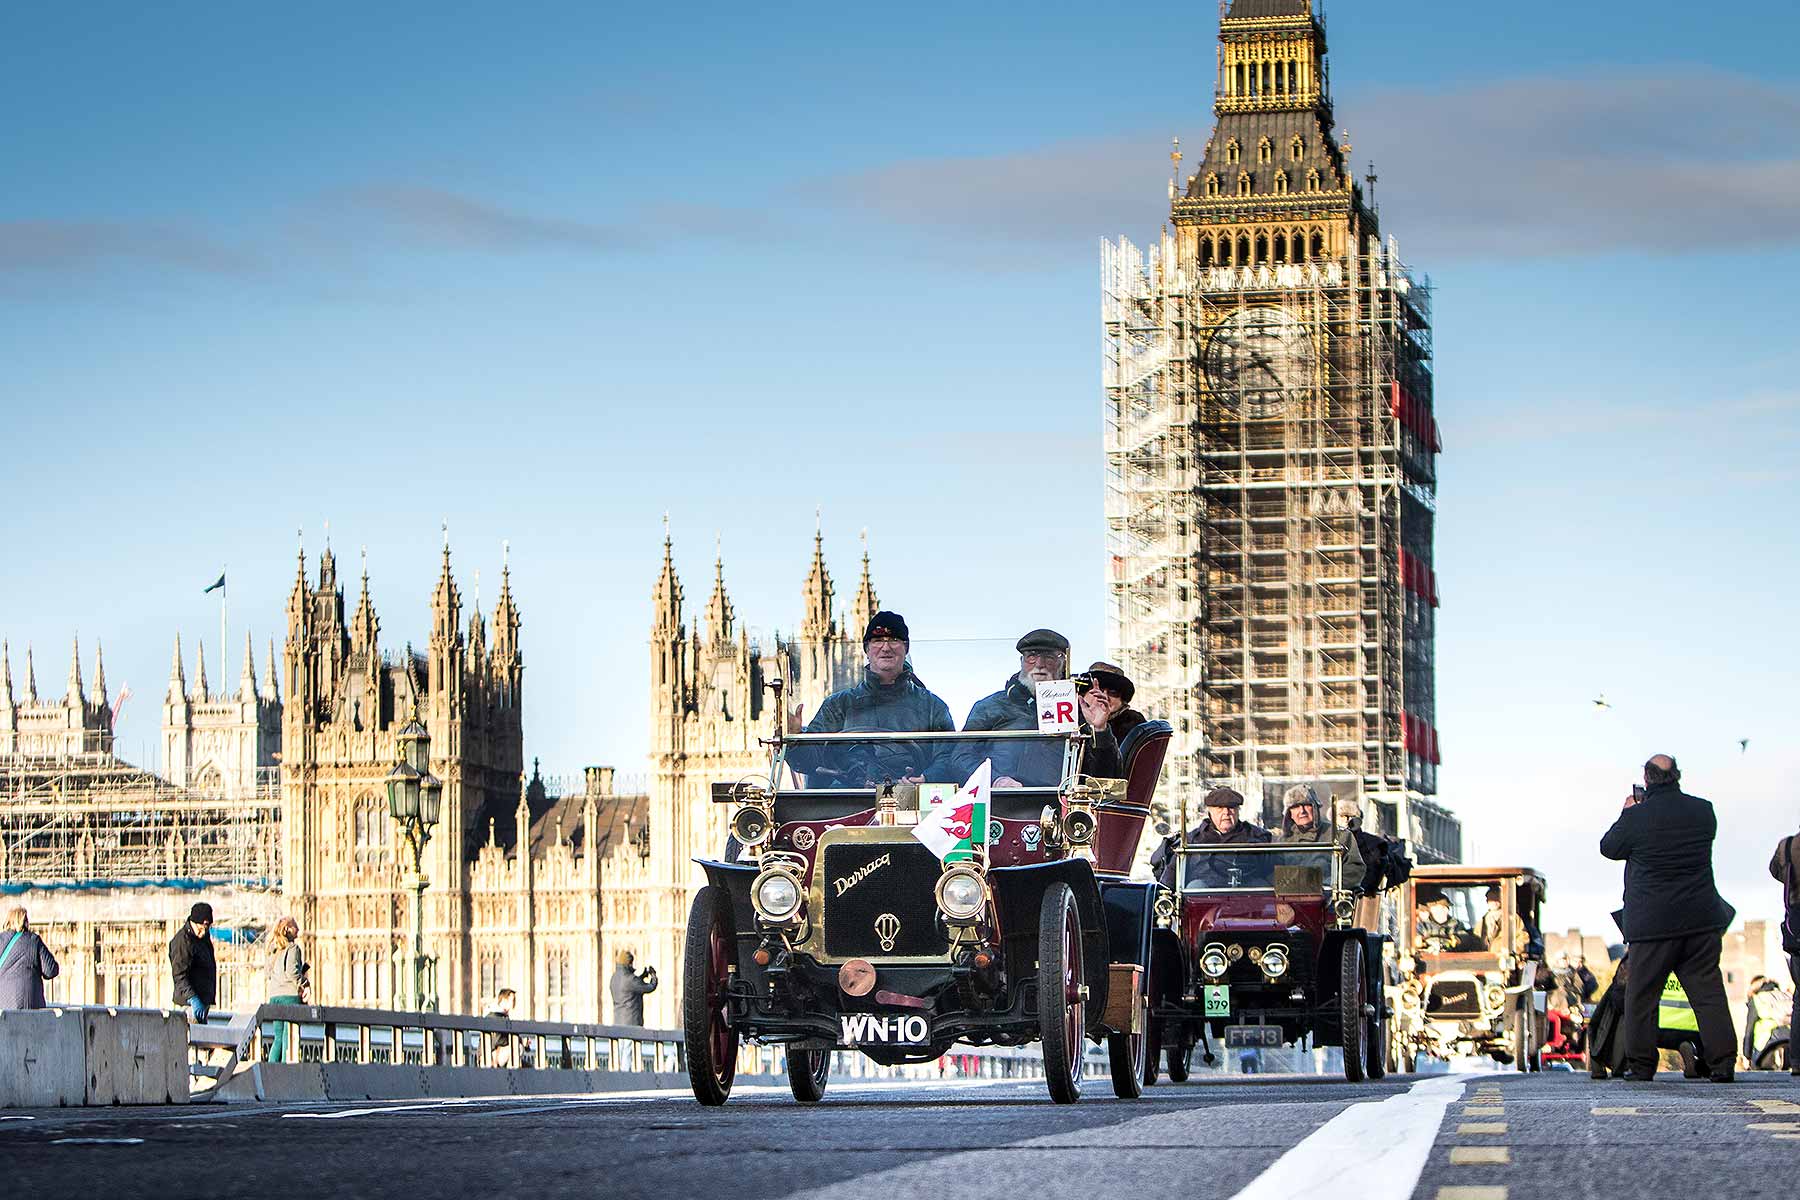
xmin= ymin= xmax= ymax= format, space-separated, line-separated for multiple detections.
xmin=386 ymin=714 xmax=442 ymax=1012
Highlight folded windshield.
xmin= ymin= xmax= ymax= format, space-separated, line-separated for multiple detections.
xmin=765 ymin=636 xmax=1101 ymax=792
xmin=1180 ymin=844 xmax=1343 ymax=893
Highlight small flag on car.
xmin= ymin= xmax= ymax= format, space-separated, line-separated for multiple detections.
xmin=203 ymin=572 xmax=225 ymax=594
xmin=914 ymin=759 xmax=990 ymax=864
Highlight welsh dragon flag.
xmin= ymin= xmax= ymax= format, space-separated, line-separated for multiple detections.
xmin=914 ymin=759 xmax=991 ymax=864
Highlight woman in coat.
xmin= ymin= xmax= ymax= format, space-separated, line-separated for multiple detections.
xmin=264 ymin=916 xmax=308 ymax=1063
xmin=0 ymin=907 xmax=60 ymax=1010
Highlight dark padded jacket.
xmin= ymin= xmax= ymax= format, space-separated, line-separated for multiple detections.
xmin=1083 ymin=707 xmax=1147 ymax=779
xmin=169 ymin=926 xmax=217 ymax=1007
xmin=0 ymin=930 xmax=60 ymax=1010
xmin=1150 ymin=817 xmax=1273 ymax=887
xmin=784 ymin=668 xmax=954 ymax=786
xmin=959 ymin=674 xmax=1063 ymax=785
xmin=1599 ymin=782 xmax=1736 ymax=941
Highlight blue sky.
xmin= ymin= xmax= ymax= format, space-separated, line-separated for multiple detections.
xmin=3 ymin=1 xmax=1795 ymax=937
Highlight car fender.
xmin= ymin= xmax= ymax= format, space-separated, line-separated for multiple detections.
xmin=990 ymin=858 xmax=1110 ymax=1027
xmin=695 ymin=858 xmax=759 ymax=957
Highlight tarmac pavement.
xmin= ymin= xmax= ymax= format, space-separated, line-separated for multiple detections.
xmin=1 ymin=1068 xmax=1795 ymax=1199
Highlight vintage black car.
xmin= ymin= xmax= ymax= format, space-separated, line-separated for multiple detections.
xmin=681 ymin=668 xmax=1172 ymax=1105
xmin=1147 ymin=842 xmax=1388 ymax=1082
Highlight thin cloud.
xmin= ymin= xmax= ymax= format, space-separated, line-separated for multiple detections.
xmin=0 ymin=220 xmax=257 ymax=274
xmin=816 ymin=70 xmax=1800 ymax=263
xmin=312 ymin=185 xmax=643 ymax=252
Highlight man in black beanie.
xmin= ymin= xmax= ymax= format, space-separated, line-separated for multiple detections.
xmin=784 ymin=611 xmax=954 ymax=787
xmin=170 ymin=902 xmax=217 ymax=1022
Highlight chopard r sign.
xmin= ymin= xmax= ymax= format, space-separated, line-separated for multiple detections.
xmin=832 ymin=852 xmax=891 ymax=897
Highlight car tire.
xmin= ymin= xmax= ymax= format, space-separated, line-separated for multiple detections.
xmin=1107 ymin=984 xmax=1147 ymax=1100
xmin=1366 ymin=995 xmax=1387 ymax=1079
xmin=789 ymin=1047 xmax=830 ymax=1103
xmin=1038 ymin=882 xmax=1085 ymax=1105
xmin=1340 ymin=939 xmax=1367 ymax=1083
xmin=1167 ymin=1040 xmax=1191 ymax=1083
xmin=683 ymin=885 xmax=739 ymax=1106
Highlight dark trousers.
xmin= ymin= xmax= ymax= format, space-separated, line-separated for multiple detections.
xmin=1623 ymin=931 xmax=1736 ymax=1076
xmin=1790 ymin=954 xmax=1799 ymax=1070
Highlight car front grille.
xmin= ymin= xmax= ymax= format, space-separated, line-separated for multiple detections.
xmin=821 ymin=840 xmax=947 ymax=959
xmin=1426 ymin=979 xmax=1482 ymax=1018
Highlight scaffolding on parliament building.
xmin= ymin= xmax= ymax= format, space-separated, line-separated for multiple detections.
xmin=1103 ymin=230 xmax=1459 ymax=861
xmin=0 ymin=756 xmax=280 ymax=887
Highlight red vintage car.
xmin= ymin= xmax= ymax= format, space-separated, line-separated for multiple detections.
xmin=1146 ymin=842 xmax=1388 ymax=1082
xmin=681 ymin=641 xmax=1175 ymax=1106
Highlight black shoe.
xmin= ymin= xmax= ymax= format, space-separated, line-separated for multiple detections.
xmin=1707 ymin=1070 xmax=1735 ymax=1083
xmin=1619 ymin=1069 xmax=1657 ymax=1082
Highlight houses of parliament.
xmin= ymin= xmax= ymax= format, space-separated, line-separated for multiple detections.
xmin=0 ymin=529 xmax=872 ymax=1028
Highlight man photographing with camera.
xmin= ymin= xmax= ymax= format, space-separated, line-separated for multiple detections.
xmin=609 ymin=950 xmax=658 ymax=1027
xmin=1600 ymin=753 xmax=1738 ymax=1082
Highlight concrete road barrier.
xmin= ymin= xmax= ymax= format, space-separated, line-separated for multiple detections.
xmin=1 ymin=1006 xmax=188 ymax=1107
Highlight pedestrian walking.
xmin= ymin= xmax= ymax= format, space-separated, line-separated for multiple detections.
xmin=263 ymin=916 xmax=308 ymax=1063
xmin=0 ymin=907 xmax=61 ymax=1010
xmin=1598 ymin=754 xmax=1738 ymax=1081
xmin=487 ymin=987 xmax=520 ymax=1067
xmin=609 ymin=950 xmax=658 ymax=1026
xmin=169 ymin=902 xmax=218 ymax=1023
xmin=1769 ymin=823 xmax=1800 ymax=1075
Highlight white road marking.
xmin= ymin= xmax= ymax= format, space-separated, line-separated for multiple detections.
xmin=1227 ymin=1075 xmax=1468 ymax=1200
xmin=283 ymin=1100 xmax=485 ymax=1120
xmin=1437 ymin=1189 xmax=1507 ymax=1200
xmin=51 ymin=1137 xmax=145 ymax=1146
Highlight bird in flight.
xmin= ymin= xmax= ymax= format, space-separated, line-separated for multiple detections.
xmin=1593 ymin=695 xmax=1611 ymax=710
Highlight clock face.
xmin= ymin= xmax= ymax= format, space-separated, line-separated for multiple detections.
xmin=1202 ymin=307 xmax=1311 ymax=418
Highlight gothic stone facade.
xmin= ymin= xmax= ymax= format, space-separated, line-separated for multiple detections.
xmin=617 ymin=531 xmax=877 ymax=1028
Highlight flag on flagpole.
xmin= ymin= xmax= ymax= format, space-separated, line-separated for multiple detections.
xmin=914 ymin=759 xmax=991 ymax=864
xmin=204 ymin=573 xmax=226 ymax=594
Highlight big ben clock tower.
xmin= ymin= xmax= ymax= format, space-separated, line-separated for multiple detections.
xmin=1103 ymin=0 xmax=1460 ymax=861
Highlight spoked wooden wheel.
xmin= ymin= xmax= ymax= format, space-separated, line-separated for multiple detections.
xmin=1339 ymin=939 xmax=1368 ymax=1083
xmin=1038 ymin=882 xmax=1085 ymax=1104
xmin=1107 ymin=983 xmax=1147 ymax=1099
xmin=683 ymin=885 xmax=739 ymax=1105
xmin=788 ymin=1047 xmax=831 ymax=1103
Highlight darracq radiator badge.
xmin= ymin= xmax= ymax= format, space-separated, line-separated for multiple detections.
xmin=832 ymin=852 xmax=891 ymax=897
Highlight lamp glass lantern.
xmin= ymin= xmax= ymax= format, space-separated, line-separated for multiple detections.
xmin=386 ymin=760 xmax=421 ymax=821
xmin=420 ymin=773 xmax=443 ymax=828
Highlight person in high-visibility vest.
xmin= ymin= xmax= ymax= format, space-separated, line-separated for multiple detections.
xmin=1659 ymin=975 xmax=1700 ymax=1033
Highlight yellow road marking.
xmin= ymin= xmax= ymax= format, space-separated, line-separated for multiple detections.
xmin=1750 ymin=1099 xmax=1800 ymax=1114
xmin=1775 ymin=1134 xmax=1800 ymax=1141
xmin=1592 ymin=1107 xmax=1639 ymax=1115
xmin=1449 ymin=1147 xmax=1511 ymax=1165
xmin=1745 ymin=1122 xmax=1800 ymax=1132
xmin=1462 ymin=1106 xmax=1505 ymax=1116
xmin=1437 ymin=1188 xmax=1508 ymax=1200
xmin=1457 ymin=1122 xmax=1507 ymax=1134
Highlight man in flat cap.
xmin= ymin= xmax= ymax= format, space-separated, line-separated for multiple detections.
xmin=785 ymin=611 xmax=954 ymax=787
xmin=1078 ymin=660 xmax=1147 ymax=779
xmin=960 ymin=628 xmax=1072 ymax=787
xmin=1151 ymin=786 xmax=1273 ymax=887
